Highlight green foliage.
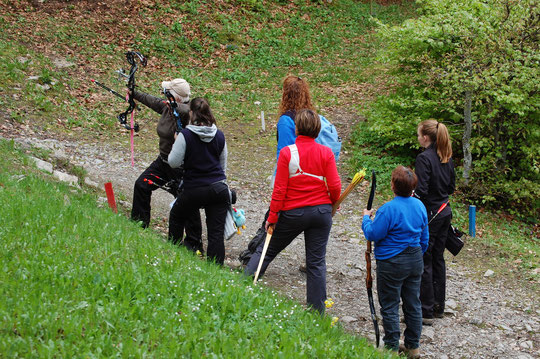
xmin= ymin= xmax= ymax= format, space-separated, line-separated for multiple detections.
xmin=358 ymin=0 xmax=539 ymax=218
xmin=0 ymin=139 xmax=393 ymax=358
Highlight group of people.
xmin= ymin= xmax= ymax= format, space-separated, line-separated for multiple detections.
xmin=127 ymin=75 xmax=455 ymax=357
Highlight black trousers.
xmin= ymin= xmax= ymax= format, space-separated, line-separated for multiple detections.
xmin=420 ymin=213 xmax=451 ymax=318
xmin=169 ymin=182 xmax=230 ymax=264
xmin=131 ymin=156 xmax=202 ymax=248
xmin=245 ymin=204 xmax=332 ymax=313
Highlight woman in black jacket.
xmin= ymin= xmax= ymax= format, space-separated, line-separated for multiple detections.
xmin=414 ymin=119 xmax=455 ymax=325
xmin=168 ymin=98 xmax=230 ymax=265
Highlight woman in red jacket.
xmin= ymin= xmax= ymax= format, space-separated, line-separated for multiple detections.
xmin=245 ymin=109 xmax=341 ymax=313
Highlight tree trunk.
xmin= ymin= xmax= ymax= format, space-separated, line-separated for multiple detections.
xmin=463 ymin=91 xmax=473 ymax=185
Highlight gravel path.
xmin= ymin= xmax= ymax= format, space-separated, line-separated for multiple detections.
xmin=2 ymin=118 xmax=538 ymax=359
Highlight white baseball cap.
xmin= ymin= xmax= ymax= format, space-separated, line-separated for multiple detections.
xmin=161 ymin=78 xmax=191 ymax=103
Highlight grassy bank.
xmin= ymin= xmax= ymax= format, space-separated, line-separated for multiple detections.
xmin=0 ymin=138 xmax=393 ymax=357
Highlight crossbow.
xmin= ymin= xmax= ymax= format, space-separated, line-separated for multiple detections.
xmin=117 ymin=51 xmax=147 ymax=132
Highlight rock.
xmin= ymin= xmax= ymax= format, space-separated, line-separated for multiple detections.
xmin=525 ymin=323 xmax=532 ymax=332
xmin=37 ymin=83 xmax=51 ymax=91
xmin=341 ymin=316 xmax=357 ymax=324
xmin=52 ymin=58 xmax=76 ymax=68
xmin=516 ymin=355 xmax=533 ymax=359
xmin=470 ymin=317 xmax=483 ymax=326
xmin=29 ymin=156 xmax=53 ymax=173
xmin=484 ymin=269 xmax=495 ymax=277
xmin=519 ymin=341 xmax=533 ymax=349
xmin=28 ymin=75 xmax=40 ymax=81
xmin=53 ymin=170 xmax=78 ymax=185
xmin=499 ymin=324 xmax=513 ymax=332
xmin=422 ymin=327 xmax=435 ymax=341
xmin=84 ymin=177 xmax=99 ymax=188
xmin=446 ymin=298 xmax=458 ymax=309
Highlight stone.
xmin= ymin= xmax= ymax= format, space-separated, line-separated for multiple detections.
xmin=422 ymin=327 xmax=435 ymax=340
xmin=53 ymin=170 xmax=78 ymax=185
xmin=341 ymin=316 xmax=357 ymax=324
xmin=29 ymin=156 xmax=53 ymax=173
xmin=484 ymin=269 xmax=495 ymax=277
xmin=446 ymin=298 xmax=458 ymax=309
xmin=84 ymin=177 xmax=99 ymax=188
xmin=470 ymin=317 xmax=483 ymax=326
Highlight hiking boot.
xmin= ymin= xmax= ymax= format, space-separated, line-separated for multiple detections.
xmin=399 ymin=345 xmax=420 ymax=359
xmin=433 ymin=304 xmax=444 ymax=318
xmin=422 ymin=317 xmax=434 ymax=326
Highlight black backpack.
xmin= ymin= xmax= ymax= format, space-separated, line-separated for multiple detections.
xmin=238 ymin=210 xmax=269 ymax=265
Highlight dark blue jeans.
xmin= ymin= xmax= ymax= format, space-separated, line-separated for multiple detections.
xmin=376 ymin=246 xmax=423 ymax=351
xmin=245 ymin=204 xmax=332 ymax=313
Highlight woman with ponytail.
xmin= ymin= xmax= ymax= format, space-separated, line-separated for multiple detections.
xmin=414 ymin=119 xmax=455 ymax=325
xmin=168 ymin=98 xmax=230 ymax=265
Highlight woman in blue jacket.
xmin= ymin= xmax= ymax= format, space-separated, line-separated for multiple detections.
xmin=362 ymin=166 xmax=429 ymax=357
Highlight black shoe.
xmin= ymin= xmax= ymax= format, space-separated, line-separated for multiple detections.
xmin=433 ymin=304 xmax=444 ymax=318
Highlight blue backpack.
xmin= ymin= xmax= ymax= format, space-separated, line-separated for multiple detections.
xmin=315 ymin=114 xmax=341 ymax=162
xmin=281 ymin=111 xmax=342 ymax=162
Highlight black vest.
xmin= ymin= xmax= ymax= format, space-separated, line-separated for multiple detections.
xmin=182 ymin=128 xmax=226 ymax=189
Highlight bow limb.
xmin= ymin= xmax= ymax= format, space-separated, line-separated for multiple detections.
xmin=365 ymin=170 xmax=380 ymax=347
xmin=117 ymin=51 xmax=147 ymax=132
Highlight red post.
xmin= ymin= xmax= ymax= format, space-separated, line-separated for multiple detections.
xmin=104 ymin=182 xmax=118 ymax=213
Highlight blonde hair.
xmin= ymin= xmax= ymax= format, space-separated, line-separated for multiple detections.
xmin=418 ymin=119 xmax=452 ymax=163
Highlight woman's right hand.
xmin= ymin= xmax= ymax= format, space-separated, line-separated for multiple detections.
xmin=363 ymin=209 xmax=373 ymax=217
xmin=265 ymin=221 xmax=275 ymax=233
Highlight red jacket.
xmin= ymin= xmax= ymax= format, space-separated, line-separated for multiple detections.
xmin=269 ymin=136 xmax=341 ymax=223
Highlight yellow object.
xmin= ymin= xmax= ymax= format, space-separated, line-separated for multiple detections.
xmin=324 ymin=298 xmax=335 ymax=309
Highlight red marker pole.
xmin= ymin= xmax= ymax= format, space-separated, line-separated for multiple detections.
xmin=104 ymin=182 xmax=118 ymax=213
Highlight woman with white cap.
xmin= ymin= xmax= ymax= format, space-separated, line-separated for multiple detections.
xmin=130 ymin=78 xmax=203 ymax=253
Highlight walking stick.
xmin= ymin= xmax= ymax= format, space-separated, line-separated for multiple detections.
xmin=253 ymin=225 xmax=274 ymax=284
xmin=365 ymin=170 xmax=380 ymax=347
xmin=332 ymin=170 xmax=366 ymax=216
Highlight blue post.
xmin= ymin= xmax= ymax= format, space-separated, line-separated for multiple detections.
xmin=469 ymin=205 xmax=476 ymax=237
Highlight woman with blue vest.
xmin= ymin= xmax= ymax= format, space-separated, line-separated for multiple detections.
xmin=168 ymin=97 xmax=230 ymax=265
xmin=362 ymin=166 xmax=429 ymax=357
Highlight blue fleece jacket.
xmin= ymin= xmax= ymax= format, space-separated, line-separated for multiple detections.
xmin=362 ymin=196 xmax=429 ymax=260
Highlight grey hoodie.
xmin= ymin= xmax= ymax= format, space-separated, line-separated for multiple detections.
xmin=168 ymin=124 xmax=228 ymax=171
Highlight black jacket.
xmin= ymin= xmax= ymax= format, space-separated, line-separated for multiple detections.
xmin=414 ymin=143 xmax=455 ymax=217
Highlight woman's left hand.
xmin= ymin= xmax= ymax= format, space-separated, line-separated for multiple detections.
xmin=363 ymin=209 xmax=373 ymax=217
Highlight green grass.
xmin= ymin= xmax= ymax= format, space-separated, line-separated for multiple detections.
xmin=0 ymin=139 xmax=393 ymax=357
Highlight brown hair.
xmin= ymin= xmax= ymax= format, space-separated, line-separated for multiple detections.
xmin=418 ymin=119 xmax=452 ymax=163
xmin=278 ymin=75 xmax=315 ymax=117
xmin=392 ymin=166 xmax=418 ymax=197
xmin=190 ymin=97 xmax=215 ymax=126
xmin=295 ymin=109 xmax=321 ymax=138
